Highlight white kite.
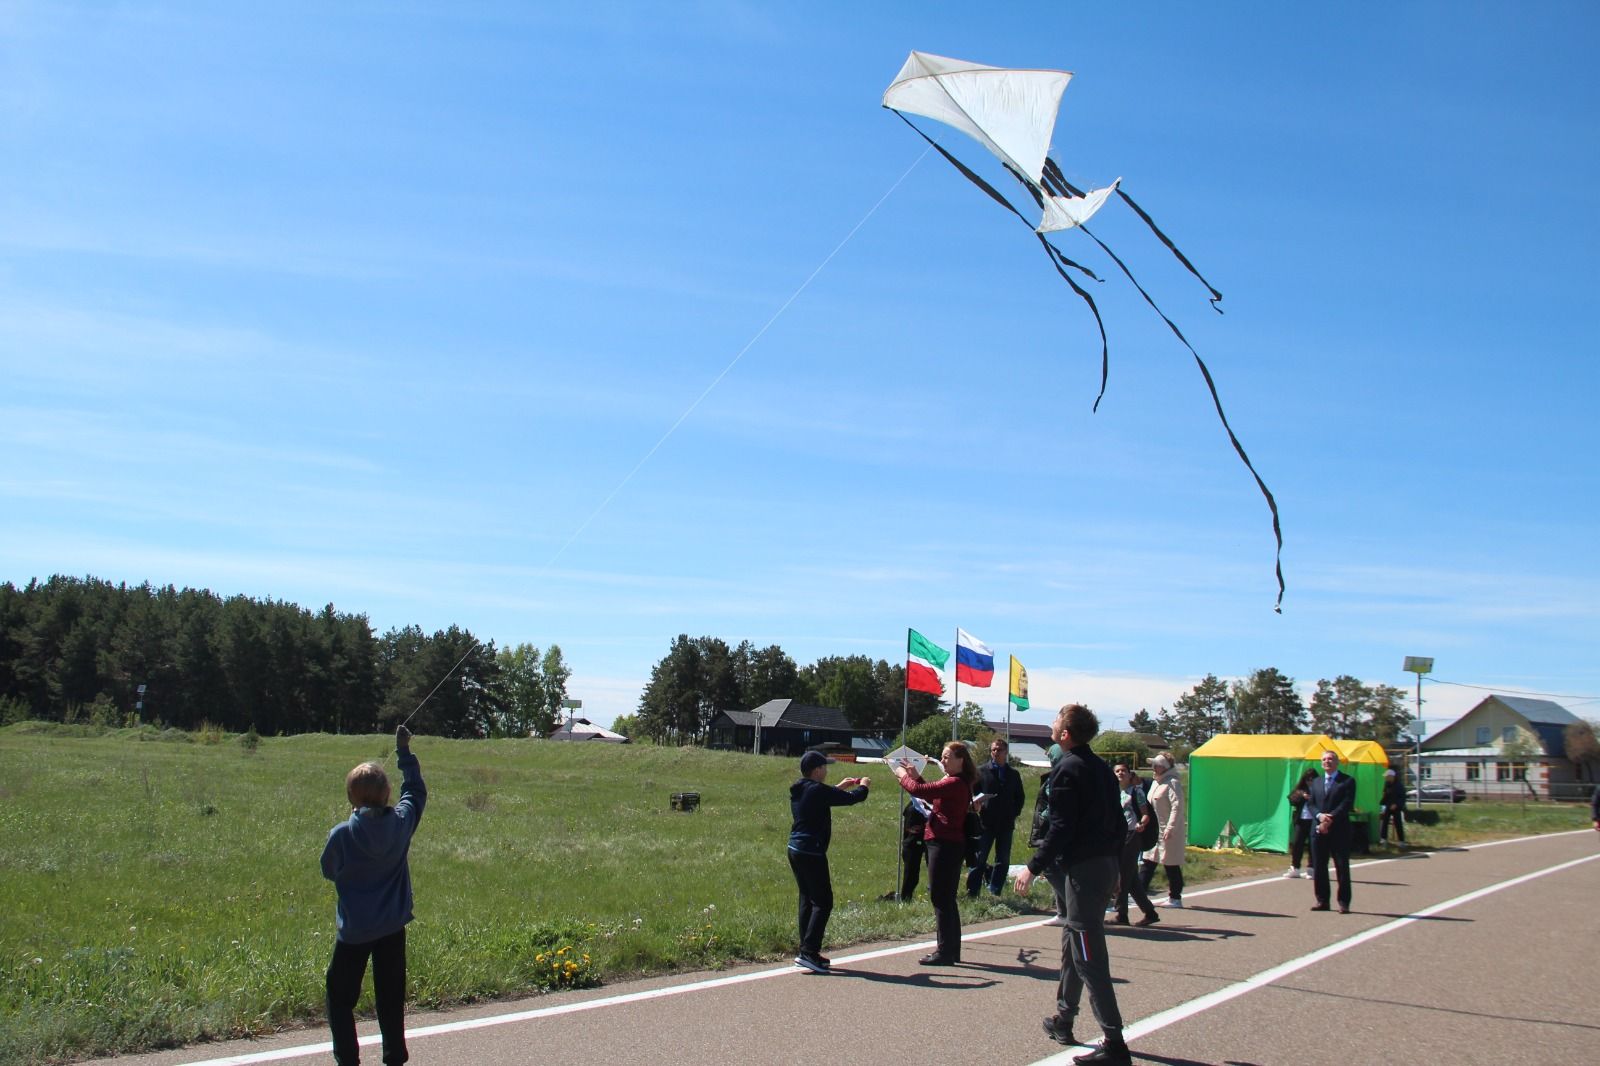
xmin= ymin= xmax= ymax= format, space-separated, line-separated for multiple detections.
xmin=884 ymin=52 xmax=1284 ymax=611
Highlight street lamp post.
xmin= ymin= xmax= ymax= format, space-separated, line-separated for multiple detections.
xmin=1403 ymin=657 xmax=1433 ymax=808
xmin=753 ymin=711 xmax=763 ymax=755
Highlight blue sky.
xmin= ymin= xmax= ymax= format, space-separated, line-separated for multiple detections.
xmin=4 ymin=2 xmax=1597 ymax=734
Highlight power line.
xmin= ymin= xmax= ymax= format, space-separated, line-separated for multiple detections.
xmin=1428 ymin=677 xmax=1600 ymax=705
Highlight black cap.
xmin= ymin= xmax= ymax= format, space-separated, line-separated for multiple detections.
xmin=800 ymin=751 xmax=836 ymax=775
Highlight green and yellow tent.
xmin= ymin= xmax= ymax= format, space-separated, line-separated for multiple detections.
xmin=1188 ymin=734 xmax=1388 ymax=852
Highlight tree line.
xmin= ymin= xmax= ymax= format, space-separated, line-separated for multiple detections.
xmin=1128 ymin=668 xmax=1412 ymax=757
xmin=619 ymin=634 xmax=943 ymax=744
xmin=626 ymin=638 xmax=1416 ymax=756
xmin=0 ymin=576 xmax=571 ymax=738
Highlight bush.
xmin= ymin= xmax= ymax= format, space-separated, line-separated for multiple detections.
xmin=0 ymin=698 xmax=30 ymax=726
xmin=1091 ymin=731 xmax=1151 ymax=767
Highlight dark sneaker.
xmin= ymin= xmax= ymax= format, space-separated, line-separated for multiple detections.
xmin=1042 ymin=1015 xmax=1076 ymax=1046
xmin=1074 ymin=1039 xmax=1132 ymax=1065
xmin=793 ymin=953 xmax=829 ymax=974
xmin=1134 ymin=911 xmax=1160 ymax=927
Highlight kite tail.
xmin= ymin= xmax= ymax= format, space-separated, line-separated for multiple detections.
xmin=892 ymin=110 xmax=1032 ymax=226
xmin=1037 ymin=234 xmax=1110 ymax=412
xmin=1042 ymin=159 xmax=1223 ymax=313
xmin=1115 ymin=187 xmax=1224 ymax=313
xmin=1079 ymin=225 xmax=1285 ymax=611
xmin=894 ymin=108 xmax=1111 ymax=408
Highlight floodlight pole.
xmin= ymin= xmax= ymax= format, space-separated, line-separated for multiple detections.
xmin=1402 ymin=657 xmax=1433 ymax=809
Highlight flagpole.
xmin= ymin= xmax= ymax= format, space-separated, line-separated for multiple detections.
xmin=897 ymin=662 xmax=909 ymax=901
xmin=951 ymin=627 xmax=960 ymax=742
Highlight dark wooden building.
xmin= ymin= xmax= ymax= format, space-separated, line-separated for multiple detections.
xmin=707 ymin=699 xmax=853 ymax=756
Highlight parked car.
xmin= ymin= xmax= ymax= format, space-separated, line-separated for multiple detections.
xmin=1407 ymin=784 xmax=1467 ymax=803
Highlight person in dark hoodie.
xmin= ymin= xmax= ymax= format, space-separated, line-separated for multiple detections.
xmin=321 ymin=725 xmax=427 ymax=1066
xmin=788 ymin=750 xmax=870 ymax=974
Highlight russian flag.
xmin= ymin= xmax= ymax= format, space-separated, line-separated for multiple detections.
xmin=955 ymin=628 xmax=994 ymax=687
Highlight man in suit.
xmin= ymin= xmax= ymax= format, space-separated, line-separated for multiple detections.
xmin=967 ymin=737 xmax=1028 ymax=897
xmin=1308 ymin=749 xmax=1356 ymax=914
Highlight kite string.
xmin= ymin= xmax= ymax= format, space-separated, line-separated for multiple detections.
xmin=399 ymin=149 xmax=932 ymax=732
xmin=543 ymin=145 xmax=931 ymax=570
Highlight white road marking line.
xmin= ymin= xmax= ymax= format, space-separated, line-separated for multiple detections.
xmin=1026 ymin=849 xmax=1600 ymax=1065
xmin=162 ymin=829 xmax=1594 ymax=1065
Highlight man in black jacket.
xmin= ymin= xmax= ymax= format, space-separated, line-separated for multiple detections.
xmin=967 ymin=737 xmax=1028 ymax=897
xmin=1014 ymin=705 xmax=1130 ymax=1066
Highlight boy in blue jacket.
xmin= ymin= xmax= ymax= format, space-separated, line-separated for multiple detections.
xmin=321 ymin=725 xmax=426 ymax=1066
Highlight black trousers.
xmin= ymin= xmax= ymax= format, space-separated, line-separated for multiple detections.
xmin=926 ymin=840 xmax=964 ymax=961
xmin=788 ymin=849 xmax=833 ymax=956
xmin=326 ymin=927 xmax=408 ymax=1066
xmin=1115 ymin=834 xmax=1157 ymax=919
xmin=1057 ymin=854 xmax=1125 ymax=1037
xmin=898 ymin=835 xmax=926 ymax=899
xmin=1289 ymin=818 xmax=1313 ymax=868
xmin=1310 ymin=828 xmax=1353 ymax=908
xmin=1139 ymin=859 xmax=1184 ymax=900
xmin=1379 ymin=806 xmax=1406 ymax=842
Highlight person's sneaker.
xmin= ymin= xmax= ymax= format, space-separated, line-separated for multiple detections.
xmin=1158 ymin=897 xmax=1184 ymax=908
xmin=1041 ymin=1014 xmax=1077 ymax=1046
xmin=1046 ymin=915 xmax=1070 ymax=927
xmin=1282 ymin=866 xmax=1298 ymax=878
xmin=793 ymin=953 xmax=829 ymax=974
xmin=1073 ymin=1038 xmax=1132 ymax=1065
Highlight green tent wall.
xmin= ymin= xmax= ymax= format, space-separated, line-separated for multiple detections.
xmin=1188 ymin=734 xmax=1388 ymax=852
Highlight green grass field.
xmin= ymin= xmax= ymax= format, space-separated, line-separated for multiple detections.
xmin=1 ymin=725 xmax=1589 ymax=1065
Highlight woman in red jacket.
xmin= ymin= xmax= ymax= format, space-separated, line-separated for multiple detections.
xmin=893 ymin=741 xmax=978 ymax=965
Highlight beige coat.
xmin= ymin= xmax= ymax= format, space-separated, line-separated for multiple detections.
xmin=1142 ymin=771 xmax=1186 ymax=866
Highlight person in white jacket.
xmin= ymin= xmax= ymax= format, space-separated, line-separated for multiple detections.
xmin=1138 ymin=754 xmax=1186 ymax=907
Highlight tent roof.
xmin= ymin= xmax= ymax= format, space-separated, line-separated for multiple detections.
xmin=1192 ymin=734 xmax=1335 ymax=759
xmin=1330 ymin=739 xmax=1389 ymax=766
xmin=1192 ymin=734 xmax=1389 ymax=764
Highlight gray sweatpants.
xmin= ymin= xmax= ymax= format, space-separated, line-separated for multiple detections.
xmin=1056 ymin=853 xmax=1125 ymax=1037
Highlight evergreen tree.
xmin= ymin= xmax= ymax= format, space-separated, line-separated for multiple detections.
xmin=1127 ymin=708 xmax=1159 ymax=734
xmin=1230 ymin=668 xmax=1306 ymax=734
xmin=1164 ymin=674 xmax=1232 ymax=748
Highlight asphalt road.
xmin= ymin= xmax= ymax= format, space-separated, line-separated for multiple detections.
xmin=92 ymin=830 xmax=1599 ymax=1066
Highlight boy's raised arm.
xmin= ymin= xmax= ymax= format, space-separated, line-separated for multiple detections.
xmin=395 ymin=725 xmax=427 ymax=827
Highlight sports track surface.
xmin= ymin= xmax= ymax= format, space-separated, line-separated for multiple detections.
xmin=95 ymin=829 xmax=1597 ymax=1066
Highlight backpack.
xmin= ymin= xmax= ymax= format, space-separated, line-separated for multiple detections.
xmin=1028 ymin=772 xmax=1051 ymax=848
xmin=1134 ymin=784 xmax=1159 ymax=850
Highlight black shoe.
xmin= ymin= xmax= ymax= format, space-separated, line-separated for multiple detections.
xmin=1042 ymin=1015 xmax=1076 ymax=1046
xmin=1074 ymin=1039 xmax=1132 ymax=1065
xmin=1134 ymin=911 xmax=1160 ymax=927
xmin=1109 ymin=913 xmax=1129 ymax=925
xmin=793 ymin=953 xmax=830 ymax=974
xmin=1309 ymin=903 xmax=1330 ymax=911
xmin=918 ymin=952 xmax=955 ymax=966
